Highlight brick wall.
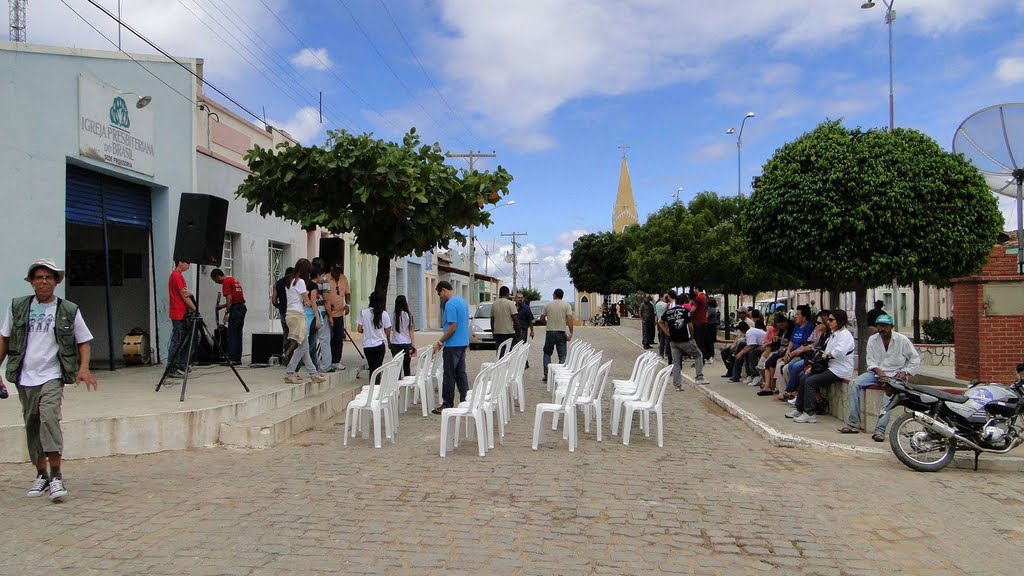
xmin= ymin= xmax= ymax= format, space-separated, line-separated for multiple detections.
xmin=951 ymin=245 xmax=1023 ymax=381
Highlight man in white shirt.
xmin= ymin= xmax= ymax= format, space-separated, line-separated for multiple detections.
xmin=839 ymin=314 xmax=920 ymax=441
xmin=728 ymin=322 xmax=766 ymax=383
xmin=0 ymin=259 xmax=97 ymax=502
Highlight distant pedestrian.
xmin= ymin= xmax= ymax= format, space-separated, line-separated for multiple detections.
xmin=659 ymin=293 xmax=706 ymax=389
xmin=541 ymin=288 xmax=574 ymax=383
xmin=655 ymin=293 xmax=670 ymax=359
xmin=640 ymin=294 xmax=656 ymax=349
xmin=490 ymin=286 xmax=519 ymax=357
xmin=311 ymin=260 xmax=333 ymax=373
xmin=514 ymin=291 xmax=534 ymax=369
xmin=272 ymin=266 xmax=293 ymax=352
xmin=866 ymin=300 xmax=887 ymax=332
xmin=705 ymin=297 xmax=720 ymax=364
xmin=283 ymin=259 xmax=324 ymax=384
xmin=390 ymin=295 xmax=415 ymax=377
xmin=0 ymin=258 xmax=97 ymax=502
xmin=358 ymin=292 xmax=392 ymax=377
xmin=690 ymin=286 xmax=708 ymax=361
xmin=210 ymin=268 xmax=246 ymax=364
xmin=432 ymin=281 xmax=470 ymax=414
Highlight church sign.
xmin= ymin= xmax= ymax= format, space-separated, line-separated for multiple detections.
xmin=78 ymin=75 xmax=155 ymax=176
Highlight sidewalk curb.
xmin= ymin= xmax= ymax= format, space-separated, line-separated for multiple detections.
xmin=607 ymin=325 xmax=1024 ymax=472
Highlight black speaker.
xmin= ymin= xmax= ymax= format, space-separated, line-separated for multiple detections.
xmin=251 ymin=332 xmax=284 ymax=364
xmin=319 ymin=237 xmax=345 ymax=269
xmin=173 ymin=193 xmax=229 ymax=265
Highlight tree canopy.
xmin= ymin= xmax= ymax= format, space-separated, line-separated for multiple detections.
xmin=745 ymin=120 xmax=1002 ymax=368
xmin=566 ymin=231 xmax=634 ymax=295
xmin=237 ymin=128 xmax=513 ymax=296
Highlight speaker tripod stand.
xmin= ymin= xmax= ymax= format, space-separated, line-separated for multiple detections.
xmin=156 ymin=311 xmax=250 ymax=402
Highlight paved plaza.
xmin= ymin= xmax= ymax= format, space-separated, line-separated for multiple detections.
xmin=1 ymin=326 xmax=1022 ymax=575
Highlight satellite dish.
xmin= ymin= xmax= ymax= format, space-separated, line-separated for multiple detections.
xmin=953 ymin=103 xmax=1024 ymax=274
xmin=953 ymin=103 xmax=1024 ymax=198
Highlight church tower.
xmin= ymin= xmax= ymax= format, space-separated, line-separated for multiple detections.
xmin=612 ymin=151 xmax=638 ymax=233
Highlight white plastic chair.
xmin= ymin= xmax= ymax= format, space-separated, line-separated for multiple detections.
xmin=552 ymin=348 xmax=600 ymax=402
xmin=430 ymin=346 xmax=444 ymax=407
xmin=507 ymin=342 xmax=530 ymax=413
xmin=622 ymin=364 xmax=673 ymax=447
xmin=549 ymin=343 xmax=592 ymax=395
xmin=546 ymin=339 xmax=586 ymax=392
xmin=495 ymin=337 xmax=514 ymax=359
xmin=576 ymin=359 xmax=613 ymax=442
xmin=532 ymin=359 xmax=595 ymax=453
xmin=612 ymin=351 xmax=659 ymax=394
xmin=611 ymin=357 xmax=660 ymax=436
xmin=440 ymin=364 xmax=493 ymax=457
xmin=344 ymin=356 xmax=403 ymax=448
xmin=397 ymin=348 xmax=433 ymax=416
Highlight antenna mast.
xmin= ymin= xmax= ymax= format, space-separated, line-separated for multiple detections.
xmin=9 ymin=0 xmax=27 ymax=42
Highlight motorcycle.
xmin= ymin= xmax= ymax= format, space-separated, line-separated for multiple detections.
xmin=880 ymin=362 xmax=1024 ymax=472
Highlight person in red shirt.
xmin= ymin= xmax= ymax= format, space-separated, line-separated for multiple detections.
xmin=167 ymin=260 xmax=197 ymax=377
xmin=690 ymin=286 xmax=709 ymax=362
xmin=211 ymin=269 xmax=246 ymax=364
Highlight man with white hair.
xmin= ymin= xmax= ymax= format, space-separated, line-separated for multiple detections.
xmin=0 ymin=259 xmax=97 ymax=502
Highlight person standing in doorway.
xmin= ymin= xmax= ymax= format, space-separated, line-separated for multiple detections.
xmin=432 ymin=281 xmax=470 ymax=414
xmin=324 ymin=264 xmax=350 ymax=371
xmin=210 ymin=268 xmax=246 ymax=365
xmin=0 ymin=258 xmax=98 ymax=502
xmin=490 ymin=286 xmax=519 ymax=358
xmin=390 ymin=295 xmax=415 ymax=377
xmin=358 ymin=292 xmax=392 ymax=376
xmin=167 ymin=259 xmax=198 ymax=377
xmin=540 ymin=288 xmax=574 ymax=383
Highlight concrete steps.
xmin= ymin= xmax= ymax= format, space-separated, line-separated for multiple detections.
xmin=219 ymin=373 xmax=360 ymax=449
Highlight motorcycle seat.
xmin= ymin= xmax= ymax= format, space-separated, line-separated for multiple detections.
xmin=907 ymin=383 xmax=969 ymax=404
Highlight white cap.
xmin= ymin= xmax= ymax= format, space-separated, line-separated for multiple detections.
xmin=25 ymin=258 xmax=65 ymax=284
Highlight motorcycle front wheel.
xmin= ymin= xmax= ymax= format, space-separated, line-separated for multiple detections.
xmin=889 ymin=412 xmax=956 ymax=472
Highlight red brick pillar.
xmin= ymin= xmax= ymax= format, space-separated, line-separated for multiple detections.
xmin=951 ymin=245 xmax=1024 ymax=382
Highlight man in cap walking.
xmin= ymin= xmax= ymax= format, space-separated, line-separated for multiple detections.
xmin=0 ymin=258 xmax=97 ymax=501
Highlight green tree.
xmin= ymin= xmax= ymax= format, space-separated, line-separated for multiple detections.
xmin=623 ymin=203 xmax=698 ymax=291
xmin=237 ymin=128 xmax=513 ymax=297
xmin=566 ymin=231 xmax=634 ymax=294
xmin=519 ymin=287 xmax=541 ymax=304
xmin=745 ymin=120 xmax=1002 ymax=370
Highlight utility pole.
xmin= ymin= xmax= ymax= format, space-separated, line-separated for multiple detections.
xmin=501 ymin=232 xmax=528 ymax=292
xmin=523 ymin=261 xmax=539 ymax=290
xmin=9 ymin=0 xmax=27 ymax=42
xmin=446 ymin=151 xmax=496 ymax=306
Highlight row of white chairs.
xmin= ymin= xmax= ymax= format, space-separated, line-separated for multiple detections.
xmin=343 ymin=352 xmax=406 ymax=448
xmin=611 ymin=351 xmax=672 ymax=447
xmin=440 ymin=341 xmax=530 ymax=457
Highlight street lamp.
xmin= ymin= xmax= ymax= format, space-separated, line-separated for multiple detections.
xmin=861 ymin=0 xmax=895 ymax=130
xmin=726 ymin=111 xmax=756 ymax=197
xmin=671 ymin=186 xmax=684 ymax=203
xmin=862 ymin=0 xmax=900 ymax=330
xmin=469 ymin=200 xmax=515 ymax=305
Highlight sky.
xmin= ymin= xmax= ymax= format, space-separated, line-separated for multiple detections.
xmin=28 ymin=0 xmax=1024 ymax=300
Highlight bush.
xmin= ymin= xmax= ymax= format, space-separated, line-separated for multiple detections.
xmin=624 ymin=292 xmax=645 ymax=318
xmin=922 ymin=317 xmax=954 ymax=344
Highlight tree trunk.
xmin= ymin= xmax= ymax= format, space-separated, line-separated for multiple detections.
xmin=828 ymin=287 xmax=840 ymax=311
xmin=373 ymin=256 xmax=391 ymax=303
xmin=912 ymin=282 xmax=921 ymax=343
xmin=723 ymin=291 xmax=731 ymax=340
xmin=854 ymin=281 xmax=869 ymax=373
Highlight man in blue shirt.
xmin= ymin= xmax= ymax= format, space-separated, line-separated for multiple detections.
xmin=432 ymin=281 xmax=469 ymax=414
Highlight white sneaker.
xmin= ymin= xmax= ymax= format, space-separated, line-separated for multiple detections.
xmin=335 ymin=364 xmax=347 ymax=371
xmin=27 ymin=475 xmax=49 ymax=497
xmin=785 ymin=409 xmax=801 ymax=418
xmin=793 ymin=413 xmax=817 ymax=424
xmin=787 ymin=397 xmax=797 ymax=405
xmin=747 ymin=377 xmax=762 ymax=387
xmin=48 ymin=477 xmax=67 ymax=501
xmin=743 ymin=376 xmax=753 ymax=386
xmin=695 ymin=378 xmax=709 ymax=386
xmin=708 ymin=357 xmax=715 ymax=364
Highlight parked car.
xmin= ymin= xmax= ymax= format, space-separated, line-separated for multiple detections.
xmin=469 ymin=302 xmax=495 ymax=350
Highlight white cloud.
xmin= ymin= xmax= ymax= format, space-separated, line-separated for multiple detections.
xmin=291 ymin=47 xmax=333 ymax=71
xmin=996 ymin=57 xmax=1024 ymax=84
xmin=269 ymin=106 xmax=325 ymax=144
xmin=693 ymin=141 xmax=731 ymax=162
xmin=433 ymin=0 xmax=1010 ymax=151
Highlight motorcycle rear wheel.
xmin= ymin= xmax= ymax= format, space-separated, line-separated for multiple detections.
xmin=889 ymin=412 xmax=956 ymax=472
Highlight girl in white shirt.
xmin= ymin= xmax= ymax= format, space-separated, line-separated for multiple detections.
xmin=389 ymin=295 xmax=415 ymax=377
xmin=787 ymin=309 xmax=855 ymax=424
xmin=357 ymin=292 xmax=392 ymax=377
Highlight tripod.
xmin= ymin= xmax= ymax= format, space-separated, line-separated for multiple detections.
xmin=343 ymin=326 xmax=365 ymax=360
xmin=156 ymin=311 xmax=250 ymax=402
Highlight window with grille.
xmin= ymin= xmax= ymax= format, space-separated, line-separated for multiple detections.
xmin=221 ymin=234 xmax=235 ymax=277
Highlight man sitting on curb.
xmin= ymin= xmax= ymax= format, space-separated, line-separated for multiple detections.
xmin=838 ymin=314 xmax=920 ymax=441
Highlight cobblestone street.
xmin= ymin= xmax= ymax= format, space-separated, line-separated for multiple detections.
xmin=1 ymin=326 xmax=1022 ymax=575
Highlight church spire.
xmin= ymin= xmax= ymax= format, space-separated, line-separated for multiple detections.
xmin=612 ymin=149 xmax=638 ymax=233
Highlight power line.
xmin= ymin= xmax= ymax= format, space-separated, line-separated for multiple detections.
xmin=335 ymin=0 xmax=470 ymax=149
xmin=255 ymin=0 xmax=404 ymax=134
xmin=201 ymin=0 xmax=363 ymax=131
xmin=373 ymin=0 xmax=478 ymax=148
xmin=58 ymin=0 xmax=196 ymax=106
xmin=84 ymin=0 xmax=268 ymax=128
xmin=173 ymin=0 xmax=330 ymax=130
